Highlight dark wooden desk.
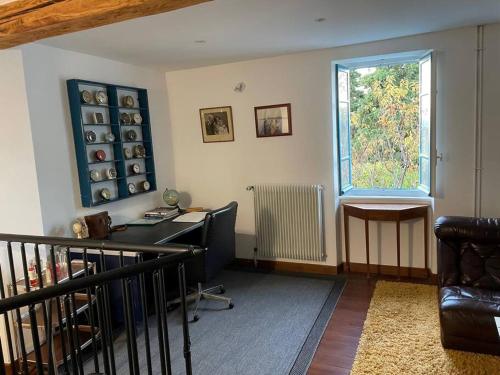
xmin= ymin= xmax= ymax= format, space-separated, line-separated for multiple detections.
xmin=343 ymin=203 xmax=430 ymax=279
xmin=109 ymin=219 xmax=205 ymax=246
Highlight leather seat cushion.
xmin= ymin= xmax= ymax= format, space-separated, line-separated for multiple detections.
xmin=439 ymin=286 xmax=500 ymax=343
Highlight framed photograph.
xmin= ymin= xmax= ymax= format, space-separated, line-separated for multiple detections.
xmin=93 ymin=112 xmax=105 ymax=124
xmin=199 ymin=106 xmax=234 ymax=143
xmin=254 ymin=103 xmax=292 ymax=138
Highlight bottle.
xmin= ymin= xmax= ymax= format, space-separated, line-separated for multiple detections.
xmin=46 ymin=255 xmax=52 ymax=285
xmin=28 ymin=259 xmax=38 ymax=288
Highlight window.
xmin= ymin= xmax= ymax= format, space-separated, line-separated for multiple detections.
xmin=335 ymin=52 xmax=432 ymax=196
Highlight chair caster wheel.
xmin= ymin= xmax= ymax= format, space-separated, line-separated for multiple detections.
xmin=219 ymin=287 xmax=225 ymax=294
xmin=228 ymin=302 xmax=234 ymax=309
xmin=192 ymin=315 xmax=199 ymax=322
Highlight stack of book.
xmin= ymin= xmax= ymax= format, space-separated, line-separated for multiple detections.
xmin=144 ymin=206 xmax=180 ymax=220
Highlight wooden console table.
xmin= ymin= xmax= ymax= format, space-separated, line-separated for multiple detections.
xmin=343 ymin=203 xmax=430 ymax=279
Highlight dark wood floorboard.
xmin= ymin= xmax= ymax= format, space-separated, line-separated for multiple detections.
xmin=308 ymin=273 xmax=434 ymax=374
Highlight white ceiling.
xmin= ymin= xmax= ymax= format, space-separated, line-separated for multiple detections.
xmin=39 ymin=0 xmax=500 ymax=71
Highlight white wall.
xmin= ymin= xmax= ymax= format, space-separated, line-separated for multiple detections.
xmin=165 ymin=25 xmax=498 ymax=272
xmin=20 ymin=43 xmax=176 ymax=236
xmin=0 ymin=48 xmax=45 ymax=360
xmin=0 ymin=49 xmax=44 ymax=237
xmin=480 ymin=23 xmax=500 ymax=217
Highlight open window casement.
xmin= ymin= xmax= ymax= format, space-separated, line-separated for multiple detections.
xmin=335 ymin=51 xmax=433 ymax=196
xmin=335 ymin=64 xmax=353 ymax=195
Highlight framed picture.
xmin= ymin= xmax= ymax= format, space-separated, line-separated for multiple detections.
xmin=93 ymin=112 xmax=105 ymax=124
xmin=254 ymin=103 xmax=292 ymax=138
xmin=199 ymin=106 xmax=234 ymax=143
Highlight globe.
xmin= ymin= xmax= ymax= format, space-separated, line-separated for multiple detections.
xmin=163 ymin=188 xmax=179 ymax=207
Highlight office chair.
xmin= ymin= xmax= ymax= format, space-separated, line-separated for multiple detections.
xmin=182 ymin=201 xmax=238 ymax=321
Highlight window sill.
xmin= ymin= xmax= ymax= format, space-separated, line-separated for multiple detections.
xmin=339 ymin=189 xmax=434 ymax=205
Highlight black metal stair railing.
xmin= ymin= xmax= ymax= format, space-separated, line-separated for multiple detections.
xmin=0 ymin=233 xmax=201 ymax=375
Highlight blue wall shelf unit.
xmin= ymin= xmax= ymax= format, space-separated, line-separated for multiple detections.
xmin=67 ymin=79 xmax=157 ymax=207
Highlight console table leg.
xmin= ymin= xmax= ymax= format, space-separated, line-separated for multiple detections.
xmin=424 ymin=211 xmax=429 ymax=278
xmin=344 ymin=210 xmax=350 ymax=273
xmin=365 ymin=219 xmax=370 ymax=278
xmin=396 ymin=220 xmax=401 ymax=280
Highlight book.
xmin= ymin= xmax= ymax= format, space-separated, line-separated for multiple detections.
xmin=144 ymin=207 xmax=179 ymax=219
xmin=128 ymin=217 xmax=167 ymax=226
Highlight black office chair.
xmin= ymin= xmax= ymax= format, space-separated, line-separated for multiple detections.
xmin=184 ymin=201 xmax=238 ymax=321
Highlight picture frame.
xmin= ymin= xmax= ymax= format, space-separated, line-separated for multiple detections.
xmin=254 ymin=103 xmax=292 ymax=138
xmin=93 ymin=112 xmax=105 ymax=124
xmin=199 ymin=106 xmax=234 ymax=143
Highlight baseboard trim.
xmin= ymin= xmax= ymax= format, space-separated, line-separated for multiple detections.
xmin=233 ymin=258 xmax=340 ymax=276
xmin=343 ymin=262 xmax=437 ymax=282
xmin=233 ymin=258 xmax=437 ymax=282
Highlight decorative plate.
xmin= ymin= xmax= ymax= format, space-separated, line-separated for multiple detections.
xmin=85 ymin=130 xmax=96 ymax=143
xmin=142 ymin=181 xmax=151 ymax=191
xmin=107 ymin=168 xmax=117 ymax=179
xmin=120 ymin=112 xmax=131 ymax=125
xmin=122 ymin=95 xmax=135 ymax=108
xmin=95 ymin=150 xmax=106 ymax=161
xmin=132 ymin=113 xmax=142 ymax=125
xmin=123 ymin=148 xmax=133 ymax=159
xmin=104 ymin=132 xmax=115 ymax=142
xmin=131 ymin=163 xmax=140 ymax=174
xmin=126 ymin=129 xmax=137 ymax=141
xmin=128 ymin=183 xmax=136 ymax=194
xmin=133 ymin=144 xmax=146 ymax=158
xmin=100 ymin=188 xmax=111 ymax=200
xmin=80 ymin=90 xmax=92 ymax=104
xmin=90 ymin=170 xmax=101 ymax=182
xmin=95 ymin=90 xmax=108 ymax=105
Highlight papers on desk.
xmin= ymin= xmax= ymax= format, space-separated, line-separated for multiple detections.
xmin=495 ymin=316 xmax=500 ymax=337
xmin=128 ymin=217 xmax=167 ymax=226
xmin=172 ymin=212 xmax=207 ymax=223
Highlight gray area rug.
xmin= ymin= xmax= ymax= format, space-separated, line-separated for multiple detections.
xmin=85 ymin=270 xmax=345 ymax=375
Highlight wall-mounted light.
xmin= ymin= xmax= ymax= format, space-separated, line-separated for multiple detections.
xmin=234 ymin=82 xmax=246 ymax=92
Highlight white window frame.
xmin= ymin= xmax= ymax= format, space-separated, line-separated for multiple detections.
xmin=333 ymin=50 xmax=435 ymax=197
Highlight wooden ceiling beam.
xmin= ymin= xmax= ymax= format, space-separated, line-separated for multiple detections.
xmin=0 ymin=0 xmax=211 ymax=49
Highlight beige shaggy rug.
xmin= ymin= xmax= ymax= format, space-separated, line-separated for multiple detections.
xmin=350 ymin=281 xmax=500 ymax=375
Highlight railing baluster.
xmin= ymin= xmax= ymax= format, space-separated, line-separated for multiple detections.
xmin=138 ymin=254 xmax=152 ymax=375
xmin=20 ymin=243 xmax=44 ymax=375
xmin=96 ymin=286 xmax=111 ymax=375
xmin=99 ymin=250 xmax=117 ymax=375
xmin=83 ymin=248 xmax=100 ymax=373
xmin=7 ymin=242 xmax=29 ymax=375
xmin=153 ymin=271 xmax=167 ymax=375
xmin=178 ymin=262 xmax=193 ymax=375
xmin=159 ymin=267 xmax=172 ymax=375
xmin=126 ymin=278 xmax=140 ymax=374
xmin=119 ymin=252 xmax=134 ymax=375
xmin=0 ymin=265 xmax=16 ymax=375
xmin=65 ymin=247 xmax=84 ymax=374
xmin=49 ymin=245 xmax=70 ymax=374
xmin=45 ymin=298 xmax=55 ymax=375
xmin=63 ymin=295 xmax=79 ymax=374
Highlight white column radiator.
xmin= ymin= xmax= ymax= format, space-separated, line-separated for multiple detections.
xmin=248 ymin=184 xmax=325 ymax=261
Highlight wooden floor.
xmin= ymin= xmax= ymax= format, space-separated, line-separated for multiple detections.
xmin=308 ymin=275 xmax=376 ymax=375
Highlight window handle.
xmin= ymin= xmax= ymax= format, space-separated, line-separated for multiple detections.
xmin=436 ymin=152 xmax=443 ymax=162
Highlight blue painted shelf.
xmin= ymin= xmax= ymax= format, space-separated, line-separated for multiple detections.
xmin=67 ymin=79 xmax=157 ymax=207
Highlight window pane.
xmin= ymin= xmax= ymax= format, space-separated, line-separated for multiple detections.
xmin=339 ymin=102 xmax=349 ymax=157
xmin=420 ymin=157 xmax=430 ymax=187
xmin=420 ymin=93 xmax=430 ymax=156
xmin=420 ymin=57 xmax=431 ymax=95
xmin=338 ymin=70 xmax=349 ymax=101
xmin=341 ymin=160 xmax=351 ymax=190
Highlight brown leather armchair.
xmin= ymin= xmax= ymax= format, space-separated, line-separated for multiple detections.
xmin=434 ymin=216 xmax=500 ymax=355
